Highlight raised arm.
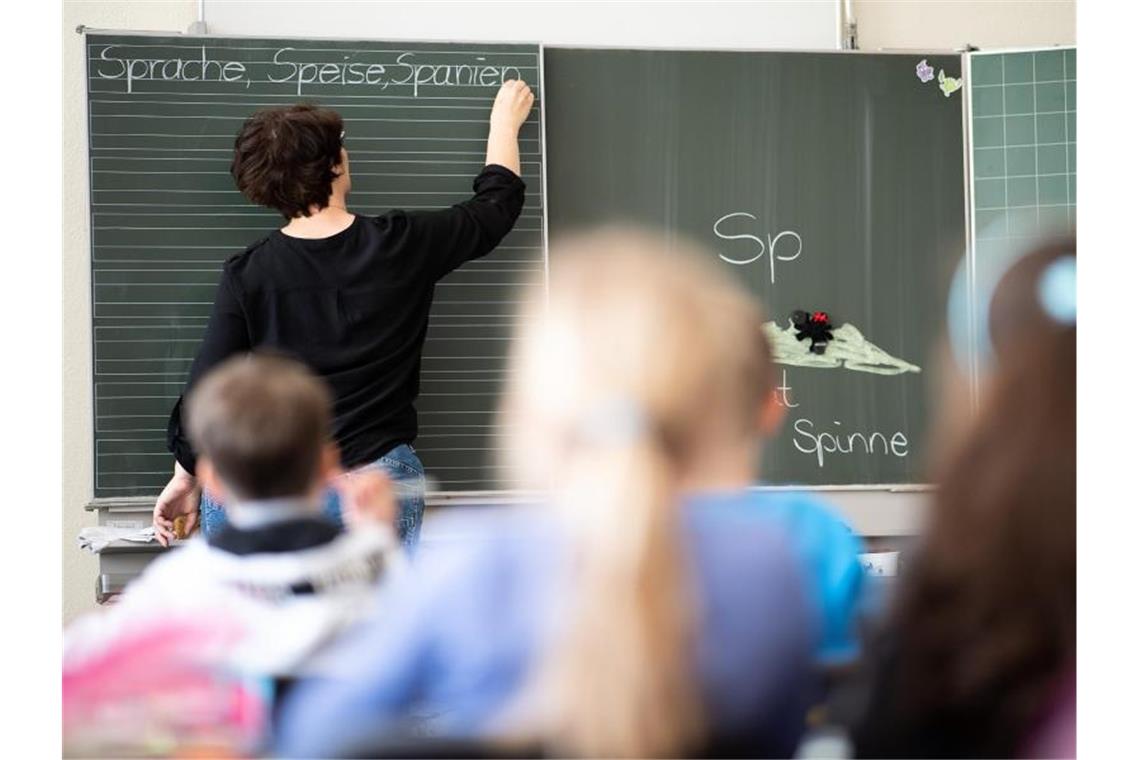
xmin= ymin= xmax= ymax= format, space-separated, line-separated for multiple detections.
xmin=485 ymin=79 xmax=535 ymax=176
xmin=398 ymin=80 xmax=535 ymax=281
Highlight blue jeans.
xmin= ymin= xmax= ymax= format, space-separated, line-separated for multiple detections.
xmin=198 ymin=444 xmax=426 ymax=548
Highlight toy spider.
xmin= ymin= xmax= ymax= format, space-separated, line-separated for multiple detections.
xmin=792 ymin=310 xmax=834 ymax=355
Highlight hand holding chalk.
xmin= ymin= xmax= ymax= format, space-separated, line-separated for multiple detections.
xmin=153 ymin=462 xmax=200 ymax=547
xmin=486 ymin=80 xmax=533 ymax=177
xmin=490 ymin=79 xmax=535 ymax=134
xmin=335 ymin=469 xmax=397 ymax=532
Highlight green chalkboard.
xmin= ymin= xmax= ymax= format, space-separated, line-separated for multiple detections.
xmin=969 ymin=48 xmax=1076 ymax=238
xmin=86 ymin=33 xmax=544 ymax=497
xmin=545 ymin=49 xmax=967 ymax=485
xmin=969 ymin=48 xmax=1076 ymax=292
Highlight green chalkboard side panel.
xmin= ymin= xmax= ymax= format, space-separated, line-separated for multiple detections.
xmin=88 ymin=34 xmax=544 ymax=496
xmin=970 ymin=48 xmax=1076 ymax=275
xmin=545 ymin=49 xmax=967 ymax=485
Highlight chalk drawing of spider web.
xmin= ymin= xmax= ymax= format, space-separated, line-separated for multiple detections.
xmin=763 ymin=321 xmax=922 ymax=376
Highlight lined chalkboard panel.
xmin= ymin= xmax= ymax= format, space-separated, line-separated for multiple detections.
xmin=545 ymin=49 xmax=967 ymax=485
xmin=87 ymin=34 xmax=544 ymax=497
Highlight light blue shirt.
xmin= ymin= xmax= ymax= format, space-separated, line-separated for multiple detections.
xmin=698 ymin=489 xmax=867 ymax=662
xmin=276 ymin=491 xmax=862 ymax=757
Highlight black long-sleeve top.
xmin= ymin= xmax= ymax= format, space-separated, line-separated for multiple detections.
xmin=167 ymin=164 xmax=526 ymax=474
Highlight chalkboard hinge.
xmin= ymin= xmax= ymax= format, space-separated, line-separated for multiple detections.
xmin=188 ymin=0 xmax=207 ymax=35
xmin=841 ymin=0 xmax=859 ymax=50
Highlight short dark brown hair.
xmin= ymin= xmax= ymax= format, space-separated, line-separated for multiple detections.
xmin=230 ymin=104 xmax=344 ymax=219
xmin=187 ymin=353 xmax=333 ymax=500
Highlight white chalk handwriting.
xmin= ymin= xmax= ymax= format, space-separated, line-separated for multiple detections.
xmin=93 ymin=46 xmax=522 ymax=96
xmin=792 ymin=417 xmax=909 ymax=468
xmin=713 ymin=212 xmax=802 ymax=284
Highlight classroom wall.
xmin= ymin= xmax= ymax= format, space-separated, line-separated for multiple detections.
xmin=63 ymin=0 xmax=198 ymax=624
xmin=853 ymin=0 xmax=1075 ymax=51
xmin=206 ymin=0 xmax=1076 ymax=51
xmin=62 ymin=0 xmax=1075 ymax=623
xmin=202 ymin=0 xmax=843 ymax=48
xmin=61 ymin=1 xmax=841 ymax=623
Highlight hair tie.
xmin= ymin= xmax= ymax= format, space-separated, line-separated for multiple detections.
xmin=575 ymin=398 xmax=649 ymax=446
xmin=948 ymin=226 xmax=1075 ymax=376
xmin=1038 ymin=255 xmax=1076 ymax=325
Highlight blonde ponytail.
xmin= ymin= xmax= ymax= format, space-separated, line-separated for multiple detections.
xmin=541 ymin=430 xmax=703 ymax=757
xmin=502 ymin=227 xmax=774 ymax=757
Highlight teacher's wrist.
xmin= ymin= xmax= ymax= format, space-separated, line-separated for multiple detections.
xmin=173 ymin=461 xmax=196 ymax=482
xmin=488 ymin=119 xmax=520 ymax=138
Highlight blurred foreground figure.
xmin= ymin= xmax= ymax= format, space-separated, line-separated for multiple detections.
xmin=851 ymin=238 xmax=1077 ymax=758
xmin=278 ymin=228 xmax=864 ymax=758
xmin=64 ymin=355 xmax=402 ymax=756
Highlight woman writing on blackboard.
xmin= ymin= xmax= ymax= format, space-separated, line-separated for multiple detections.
xmin=152 ymin=80 xmax=535 ymax=548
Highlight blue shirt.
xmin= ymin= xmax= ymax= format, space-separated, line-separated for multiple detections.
xmin=276 ymin=491 xmax=861 ymax=757
xmin=696 ymin=489 xmax=866 ymax=662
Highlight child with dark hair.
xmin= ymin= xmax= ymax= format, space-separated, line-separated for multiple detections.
xmin=851 ymin=237 xmax=1077 ymax=758
xmin=66 ymin=354 xmax=404 ymax=753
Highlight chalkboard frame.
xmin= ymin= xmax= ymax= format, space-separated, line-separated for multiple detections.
xmin=78 ymin=29 xmax=981 ymax=508
xmin=542 ymin=44 xmax=973 ymax=489
xmin=82 ymin=28 xmax=549 ymax=499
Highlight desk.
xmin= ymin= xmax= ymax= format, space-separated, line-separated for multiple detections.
xmin=85 ymin=490 xmax=926 ymax=603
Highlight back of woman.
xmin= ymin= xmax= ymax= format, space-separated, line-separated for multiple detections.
xmin=852 ymin=238 xmax=1076 ymax=758
xmin=275 ymin=229 xmax=822 ymax=758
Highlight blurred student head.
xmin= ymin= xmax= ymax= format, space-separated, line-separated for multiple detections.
xmin=500 ymin=227 xmax=780 ymax=757
xmin=862 ymin=236 xmax=1075 ymax=758
xmin=230 ymin=104 xmax=350 ymax=219
xmin=505 ymin=227 xmax=783 ymax=494
xmin=187 ymin=353 xmax=340 ymax=504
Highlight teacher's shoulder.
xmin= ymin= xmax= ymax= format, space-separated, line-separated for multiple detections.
xmin=226 ymin=234 xmax=273 ymax=267
xmin=213 ymin=235 xmax=274 ymax=299
xmin=368 ymin=207 xmax=414 ymax=238
xmin=222 ymin=234 xmax=273 ymax=276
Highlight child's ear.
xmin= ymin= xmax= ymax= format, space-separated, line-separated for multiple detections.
xmin=197 ymin=458 xmax=229 ymax=502
xmin=757 ymin=390 xmax=787 ymax=438
xmin=319 ymin=442 xmax=343 ymax=483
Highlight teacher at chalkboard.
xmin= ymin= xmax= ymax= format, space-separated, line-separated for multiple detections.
xmin=152 ymin=80 xmax=535 ymax=548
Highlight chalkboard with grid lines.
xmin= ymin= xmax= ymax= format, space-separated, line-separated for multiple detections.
xmin=969 ymin=48 xmax=1076 ymax=264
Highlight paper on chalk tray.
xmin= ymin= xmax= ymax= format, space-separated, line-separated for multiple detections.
xmin=859 ymin=551 xmax=900 ymax=577
xmin=77 ymin=526 xmax=157 ymax=554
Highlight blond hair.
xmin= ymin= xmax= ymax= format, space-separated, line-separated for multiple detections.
xmin=501 ymin=227 xmax=775 ymax=757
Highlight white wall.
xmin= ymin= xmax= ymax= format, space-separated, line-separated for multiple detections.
xmin=853 ymin=0 xmax=1075 ymax=51
xmin=204 ymin=0 xmax=1077 ymax=52
xmin=62 ymin=0 xmax=840 ymax=623
xmin=203 ymin=0 xmax=842 ymax=48
xmin=63 ymin=0 xmax=198 ymax=624
xmin=62 ymin=0 xmax=1076 ymax=623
